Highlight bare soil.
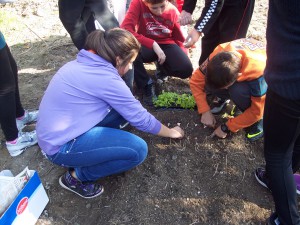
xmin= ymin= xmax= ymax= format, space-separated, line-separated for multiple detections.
xmin=0 ymin=1 xmax=281 ymax=224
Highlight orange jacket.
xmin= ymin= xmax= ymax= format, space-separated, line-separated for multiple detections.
xmin=190 ymin=38 xmax=267 ymax=132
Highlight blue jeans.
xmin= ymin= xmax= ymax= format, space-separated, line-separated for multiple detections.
xmin=47 ymin=109 xmax=148 ymax=182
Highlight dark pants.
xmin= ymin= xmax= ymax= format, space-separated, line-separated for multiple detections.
xmin=58 ymin=0 xmax=119 ymax=50
xmin=264 ymin=89 xmax=300 ymax=225
xmin=134 ymin=44 xmax=193 ymax=89
xmin=207 ymin=81 xmax=251 ymax=111
xmin=0 ymin=45 xmax=24 ymax=141
xmin=199 ymin=0 xmax=255 ymax=64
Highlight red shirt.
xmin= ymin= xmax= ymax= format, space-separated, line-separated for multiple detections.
xmin=121 ymin=0 xmax=184 ymax=49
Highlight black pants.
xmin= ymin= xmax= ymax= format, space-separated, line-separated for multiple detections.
xmin=0 ymin=45 xmax=24 ymax=141
xmin=58 ymin=0 xmax=119 ymax=50
xmin=264 ymin=89 xmax=300 ymax=225
xmin=133 ymin=44 xmax=193 ymax=89
xmin=199 ymin=0 xmax=255 ymax=64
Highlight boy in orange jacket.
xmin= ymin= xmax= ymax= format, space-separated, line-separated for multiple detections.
xmin=190 ymin=38 xmax=267 ymax=141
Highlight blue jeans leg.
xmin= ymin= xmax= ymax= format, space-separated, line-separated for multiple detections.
xmin=48 ymin=127 xmax=148 ymax=182
xmin=95 ymin=108 xmax=128 ymax=129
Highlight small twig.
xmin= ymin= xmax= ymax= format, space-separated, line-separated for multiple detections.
xmin=225 ymin=154 xmax=228 ymax=174
xmin=213 ymin=163 xmax=219 ymax=177
xmin=240 ymin=170 xmax=246 ymax=184
xmin=18 ymin=16 xmax=48 ymax=47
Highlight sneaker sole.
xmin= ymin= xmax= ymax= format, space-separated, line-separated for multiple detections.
xmin=59 ymin=176 xmax=104 ymax=199
xmin=254 ymin=171 xmax=269 ymax=189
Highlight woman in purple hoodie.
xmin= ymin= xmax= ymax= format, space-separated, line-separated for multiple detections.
xmin=37 ymin=28 xmax=184 ymax=199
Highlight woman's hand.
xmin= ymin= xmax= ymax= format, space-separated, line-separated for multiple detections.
xmin=153 ymin=42 xmax=166 ymax=65
xmin=158 ymin=124 xmax=184 ymax=139
xmin=169 ymin=126 xmax=185 ymax=139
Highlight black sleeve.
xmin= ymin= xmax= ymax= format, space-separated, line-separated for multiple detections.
xmin=182 ymin=0 xmax=197 ymax=14
xmin=194 ymin=0 xmax=224 ymax=35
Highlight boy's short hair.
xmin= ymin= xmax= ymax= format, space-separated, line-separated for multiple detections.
xmin=143 ymin=0 xmax=166 ymax=4
xmin=206 ymin=51 xmax=241 ymax=90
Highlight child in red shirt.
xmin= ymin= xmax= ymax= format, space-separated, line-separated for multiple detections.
xmin=121 ymin=0 xmax=193 ymax=105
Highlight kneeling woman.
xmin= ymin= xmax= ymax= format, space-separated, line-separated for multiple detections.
xmin=37 ymin=28 xmax=184 ymax=199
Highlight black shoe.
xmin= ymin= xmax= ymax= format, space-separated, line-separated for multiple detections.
xmin=210 ymin=97 xmax=230 ymax=114
xmin=266 ymin=213 xmax=281 ymax=225
xmin=155 ymin=70 xmax=168 ymax=84
xmin=246 ymin=119 xmax=263 ymax=142
xmin=255 ymin=167 xmax=269 ymax=189
xmin=154 ymin=61 xmax=168 ymax=84
xmin=143 ymin=83 xmax=157 ymax=106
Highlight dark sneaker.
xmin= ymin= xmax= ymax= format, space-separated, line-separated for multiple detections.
xmin=210 ymin=97 xmax=230 ymax=114
xmin=155 ymin=70 xmax=168 ymax=84
xmin=59 ymin=171 xmax=104 ymax=199
xmin=255 ymin=167 xmax=269 ymax=189
xmin=293 ymin=173 xmax=300 ymax=195
xmin=143 ymin=82 xmax=157 ymax=106
xmin=255 ymin=167 xmax=300 ymax=195
xmin=246 ymin=119 xmax=263 ymax=142
xmin=154 ymin=62 xmax=168 ymax=84
xmin=266 ymin=213 xmax=281 ymax=225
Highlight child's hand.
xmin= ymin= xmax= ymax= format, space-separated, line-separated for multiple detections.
xmin=201 ymin=111 xmax=216 ymax=128
xmin=212 ymin=126 xmax=228 ymax=139
xmin=153 ymin=42 xmax=166 ymax=64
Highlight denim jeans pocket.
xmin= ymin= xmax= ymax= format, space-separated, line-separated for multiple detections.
xmin=47 ymin=139 xmax=77 ymax=166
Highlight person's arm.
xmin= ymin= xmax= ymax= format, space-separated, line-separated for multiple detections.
xmin=121 ymin=0 xmax=154 ymax=48
xmin=189 ymin=67 xmax=216 ymax=128
xmin=182 ymin=0 xmax=197 ymax=14
xmin=172 ymin=8 xmax=185 ymax=46
xmin=183 ymin=0 xmax=223 ymax=47
xmin=179 ymin=0 xmax=197 ymax=25
xmin=227 ymin=93 xmax=266 ymax=133
xmin=189 ymin=68 xmax=210 ymax=114
xmin=226 ymin=76 xmax=267 ymax=132
xmin=194 ymin=0 xmax=224 ymax=35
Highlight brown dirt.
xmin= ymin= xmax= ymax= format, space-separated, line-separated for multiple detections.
xmin=0 ymin=1 xmax=281 ymax=224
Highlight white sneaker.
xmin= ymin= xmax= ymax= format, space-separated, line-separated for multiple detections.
xmin=16 ymin=110 xmax=39 ymax=130
xmin=6 ymin=131 xmax=38 ymax=157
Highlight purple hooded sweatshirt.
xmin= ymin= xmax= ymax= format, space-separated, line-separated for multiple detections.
xmin=37 ymin=50 xmax=161 ymax=155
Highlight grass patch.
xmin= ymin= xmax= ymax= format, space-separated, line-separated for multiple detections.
xmin=0 ymin=10 xmax=20 ymax=32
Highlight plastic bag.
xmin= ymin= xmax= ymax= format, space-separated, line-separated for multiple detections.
xmin=0 ymin=167 xmax=30 ymax=215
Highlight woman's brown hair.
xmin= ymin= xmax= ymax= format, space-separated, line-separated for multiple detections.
xmin=84 ymin=28 xmax=141 ymax=67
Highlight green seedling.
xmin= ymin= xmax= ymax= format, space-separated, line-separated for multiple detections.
xmin=154 ymin=91 xmax=196 ymax=110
